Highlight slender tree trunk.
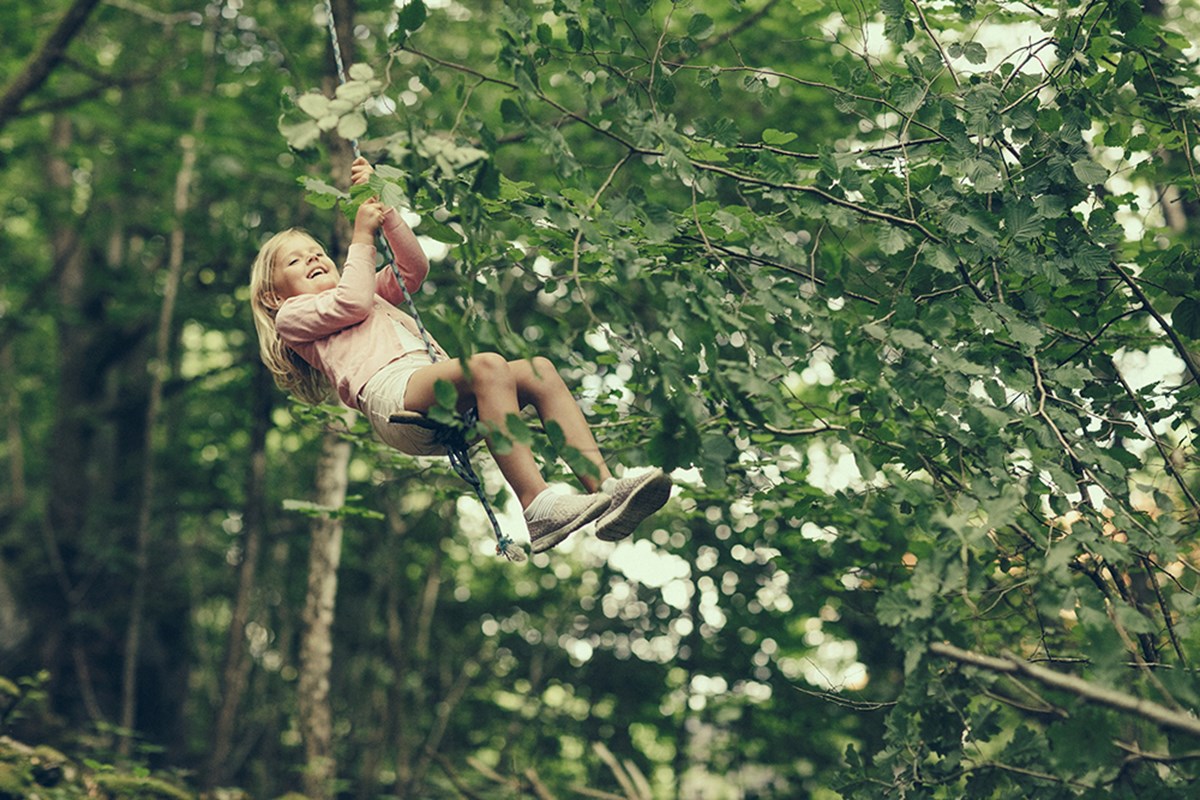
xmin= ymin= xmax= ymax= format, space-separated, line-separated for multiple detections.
xmin=205 ymin=361 xmax=272 ymax=787
xmin=297 ymin=2 xmax=358 ymax=793
xmin=298 ymin=415 xmax=355 ymax=800
xmin=118 ymin=88 xmax=206 ymax=755
xmin=384 ymin=509 xmax=414 ymax=794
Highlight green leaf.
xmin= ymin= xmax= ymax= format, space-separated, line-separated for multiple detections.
xmin=566 ymin=18 xmax=584 ymax=51
xmin=337 ymin=112 xmax=368 ymax=140
xmin=433 ymin=378 xmax=458 ymax=412
xmin=890 ymin=80 xmax=925 ymax=114
xmin=280 ymin=119 xmax=320 ymax=150
xmin=394 ymin=0 xmax=427 ymax=46
xmin=503 ymin=413 xmax=533 ymax=446
xmin=419 ymin=218 xmax=465 ymax=244
xmin=687 ymin=13 xmax=715 ymax=40
xmin=1114 ymin=0 xmax=1143 ymax=32
xmin=1174 ymin=297 xmax=1200 ymax=339
xmin=301 ymin=177 xmax=347 ymax=209
xmin=962 ymin=41 xmax=987 ymax=64
xmin=347 ymin=63 xmax=375 ymax=82
xmin=762 ymin=128 xmax=797 ymax=146
xmin=1005 ymin=318 xmax=1044 ymax=353
xmin=1072 ymin=159 xmax=1108 ymax=185
xmin=500 ymin=98 xmax=524 ymax=123
xmin=878 ymin=225 xmax=912 ymax=255
xmin=1004 ymin=203 xmax=1043 ymax=243
xmin=881 ymin=0 xmax=913 ymax=44
xmin=296 ymin=92 xmax=330 ymax=119
xmin=1047 ymin=708 xmax=1116 ymax=773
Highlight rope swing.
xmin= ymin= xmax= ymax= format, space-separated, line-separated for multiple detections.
xmin=321 ymin=0 xmax=525 ymax=562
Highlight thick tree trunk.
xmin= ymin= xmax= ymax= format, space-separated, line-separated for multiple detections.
xmin=298 ymin=416 xmax=354 ymax=800
xmin=43 ymin=114 xmax=108 ymax=726
xmin=2 ymin=343 xmax=25 ymax=512
xmin=119 ymin=98 xmax=205 ymax=756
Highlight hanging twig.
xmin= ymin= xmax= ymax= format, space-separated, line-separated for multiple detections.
xmin=592 ymin=742 xmax=643 ymax=800
xmin=524 ymin=768 xmax=559 ymax=800
xmin=433 ymin=754 xmax=488 ymax=800
xmin=1140 ymin=556 xmax=1187 ymax=668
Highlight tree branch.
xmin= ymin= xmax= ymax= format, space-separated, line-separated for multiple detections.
xmin=689 ymin=161 xmax=942 ymax=241
xmin=928 ymin=641 xmax=1200 ymax=738
xmin=433 ymin=754 xmax=488 ymax=800
xmin=0 ymin=0 xmax=104 ymax=131
xmin=910 ymin=0 xmax=960 ymax=89
xmin=1110 ymin=262 xmax=1200 ymax=388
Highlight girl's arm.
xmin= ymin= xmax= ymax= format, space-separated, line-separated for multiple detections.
xmin=276 ymin=200 xmax=388 ymax=342
xmin=350 ymin=156 xmax=431 ymax=302
xmin=375 ymin=208 xmax=430 ymax=301
xmin=275 ymin=244 xmax=377 ymax=342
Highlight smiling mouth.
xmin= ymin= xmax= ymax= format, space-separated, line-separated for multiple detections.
xmin=307 ymin=267 xmax=326 ymax=279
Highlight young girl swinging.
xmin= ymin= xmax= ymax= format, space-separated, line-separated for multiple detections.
xmin=249 ymin=157 xmax=671 ymax=553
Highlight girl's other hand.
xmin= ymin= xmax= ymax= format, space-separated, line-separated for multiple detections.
xmin=350 ymin=156 xmax=374 ymax=186
xmin=352 ymin=198 xmax=387 ymax=244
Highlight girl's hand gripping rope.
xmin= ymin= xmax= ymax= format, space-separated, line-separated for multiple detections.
xmin=351 ymin=197 xmax=387 ymax=247
xmin=350 ymin=155 xmax=374 ymax=187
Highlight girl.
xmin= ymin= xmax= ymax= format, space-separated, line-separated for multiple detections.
xmin=250 ymin=157 xmax=671 ymax=553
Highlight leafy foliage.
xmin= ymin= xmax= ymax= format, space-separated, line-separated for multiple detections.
xmin=2 ymin=0 xmax=1200 ymax=798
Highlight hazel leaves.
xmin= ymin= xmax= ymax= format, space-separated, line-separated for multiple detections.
xmin=279 ymin=64 xmax=383 ymax=150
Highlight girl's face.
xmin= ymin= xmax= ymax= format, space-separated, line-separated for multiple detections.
xmin=273 ymin=231 xmax=339 ymax=300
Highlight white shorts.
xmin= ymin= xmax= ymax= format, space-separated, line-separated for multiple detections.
xmin=358 ymin=354 xmax=446 ymax=456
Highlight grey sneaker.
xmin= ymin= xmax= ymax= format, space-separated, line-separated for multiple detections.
xmin=527 ymin=492 xmax=612 ymax=553
xmin=594 ymin=469 xmax=673 ymax=542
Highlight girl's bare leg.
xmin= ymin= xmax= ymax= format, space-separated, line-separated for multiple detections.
xmin=403 ymin=353 xmax=550 ymax=508
xmin=402 ymin=354 xmax=611 ymax=506
xmin=510 ymin=356 xmax=612 ymax=492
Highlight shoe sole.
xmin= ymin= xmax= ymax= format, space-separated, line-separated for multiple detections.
xmin=596 ymin=472 xmax=673 ymax=541
xmin=530 ymin=495 xmax=611 ymax=554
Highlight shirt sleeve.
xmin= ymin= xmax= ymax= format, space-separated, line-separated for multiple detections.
xmin=375 ymin=208 xmax=431 ymax=303
xmin=275 ymin=242 xmax=378 ymax=343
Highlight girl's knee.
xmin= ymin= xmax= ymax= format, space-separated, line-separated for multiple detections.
xmin=529 ymin=355 xmax=558 ymax=379
xmin=516 ymin=356 xmax=568 ymax=405
xmin=467 ymin=352 xmax=512 ymax=386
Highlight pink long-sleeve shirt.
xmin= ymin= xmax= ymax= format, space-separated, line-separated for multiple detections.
xmin=275 ymin=213 xmax=447 ymax=410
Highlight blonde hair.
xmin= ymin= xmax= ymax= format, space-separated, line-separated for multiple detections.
xmin=249 ymin=228 xmax=330 ymax=405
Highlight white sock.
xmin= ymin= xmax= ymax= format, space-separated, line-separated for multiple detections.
xmin=524 ymin=487 xmax=559 ymax=521
xmin=601 ymin=476 xmax=620 ymax=494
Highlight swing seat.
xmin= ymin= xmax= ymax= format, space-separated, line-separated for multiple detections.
xmin=387 ymin=411 xmax=454 ymax=457
xmin=388 ymin=410 xmax=485 ymax=458
xmin=388 ymin=410 xmax=524 ymax=562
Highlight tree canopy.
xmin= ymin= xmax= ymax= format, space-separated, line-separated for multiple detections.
xmin=2 ymin=0 xmax=1200 ymax=798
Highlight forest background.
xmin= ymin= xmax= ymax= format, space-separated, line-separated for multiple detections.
xmin=2 ymin=0 xmax=1200 ymax=798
